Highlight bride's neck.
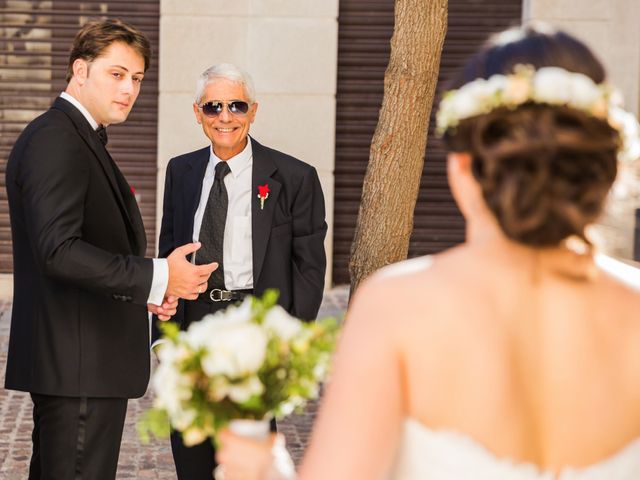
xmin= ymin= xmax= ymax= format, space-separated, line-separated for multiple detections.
xmin=465 ymin=217 xmax=596 ymax=281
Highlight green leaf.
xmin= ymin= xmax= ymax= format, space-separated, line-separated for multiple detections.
xmin=159 ymin=321 xmax=181 ymax=341
xmin=137 ymin=408 xmax=171 ymax=443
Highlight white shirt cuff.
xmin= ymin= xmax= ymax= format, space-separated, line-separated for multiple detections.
xmin=147 ymin=258 xmax=169 ymax=305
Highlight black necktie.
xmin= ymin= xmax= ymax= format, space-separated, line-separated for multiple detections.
xmin=96 ymin=126 xmax=108 ymax=146
xmin=197 ymin=161 xmax=231 ymax=288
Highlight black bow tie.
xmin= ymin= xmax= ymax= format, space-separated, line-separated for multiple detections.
xmin=96 ymin=126 xmax=108 ymax=146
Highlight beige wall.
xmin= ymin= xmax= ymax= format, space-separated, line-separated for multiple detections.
xmin=524 ymin=0 xmax=640 ymax=259
xmin=157 ymin=0 xmax=339 ymax=283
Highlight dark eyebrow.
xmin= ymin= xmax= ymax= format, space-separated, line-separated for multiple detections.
xmin=109 ymin=64 xmax=145 ymax=76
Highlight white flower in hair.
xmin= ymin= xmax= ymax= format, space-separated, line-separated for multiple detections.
xmin=502 ymin=74 xmax=531 ymax=105
xmin=436 ymin=64 xmax=640 ymax=163
xmin=569 ymin=74 xmax=605 ymax=110
xmin=532 ymin=67 xmax=574 ymax=105
xmin=610 ymin=106 xmax=640 ymax=163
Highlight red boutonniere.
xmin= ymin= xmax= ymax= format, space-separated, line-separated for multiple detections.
xmin=131 ymin=185 xmax=140 ymax=203
xmin=257 ymin=184 xmax=270 ymax=210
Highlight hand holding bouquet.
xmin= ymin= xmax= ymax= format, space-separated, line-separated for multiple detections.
xmin=139 ymin=290 xmax=339 ymax=446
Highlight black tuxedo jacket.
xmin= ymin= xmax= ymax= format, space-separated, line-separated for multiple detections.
xmin=4 ymin=97 xmax=153 ymax=398
xmin=153 ymin=137 xmax=326 ymax=338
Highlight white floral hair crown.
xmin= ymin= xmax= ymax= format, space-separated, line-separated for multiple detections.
xmin=436 ymin=64 xmax=640 ymax=163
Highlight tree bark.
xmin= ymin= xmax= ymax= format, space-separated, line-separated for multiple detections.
xmin=348 ymin=0 xmax=448 ymax=294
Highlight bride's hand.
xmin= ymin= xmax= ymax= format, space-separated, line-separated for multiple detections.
xmin=217 ymin=429 xmax=277 ymax=480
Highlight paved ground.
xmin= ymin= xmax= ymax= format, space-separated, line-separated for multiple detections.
xmin=0 ymin=287 xmax=349 ymax=479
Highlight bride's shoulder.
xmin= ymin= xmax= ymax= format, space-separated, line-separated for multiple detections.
xmin=353 ymin=250 xmax=468 ymax=314
xmin=595 ymin=254 xmax=640 ymax=292
xmin=375 ymin=255 xmax=435 ymax=280
xmin=367 ymin=248 xmax=470 ymax=292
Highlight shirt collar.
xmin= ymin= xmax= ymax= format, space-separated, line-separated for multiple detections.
xmin=59 ymin=92 xmax=100 ymax=130
xmin=208 ymin=138 xmax=253 ymax=178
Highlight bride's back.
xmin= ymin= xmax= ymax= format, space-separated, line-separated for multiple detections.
xmin=396 ymin=245 xmax=640 ymax=469
xmin=299 ymin=25 xmax=640 ymax=480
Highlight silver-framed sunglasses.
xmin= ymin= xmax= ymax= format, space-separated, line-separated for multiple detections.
xmin=198 ymin=100 xmax=251 ymax=117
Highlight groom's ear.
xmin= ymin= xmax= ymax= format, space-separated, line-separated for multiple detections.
xmin=72 ymin=58 xmax=89 ymax=85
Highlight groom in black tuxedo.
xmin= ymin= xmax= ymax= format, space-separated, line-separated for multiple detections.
xmin=4 ymin=19 xmax=216 ymax=479
xmin=154 ymin=63 xmax=327 ymax=479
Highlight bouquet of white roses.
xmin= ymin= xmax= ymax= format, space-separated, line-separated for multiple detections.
xmin=138 ymin=290 xmax=340 ymax=446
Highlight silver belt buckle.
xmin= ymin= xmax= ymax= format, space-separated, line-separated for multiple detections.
xmin=209 ymin=289 xmax=232 ymax=302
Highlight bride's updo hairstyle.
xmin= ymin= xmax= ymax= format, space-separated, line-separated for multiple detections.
xmin=442 ymin=24 xmax=620 ymax=247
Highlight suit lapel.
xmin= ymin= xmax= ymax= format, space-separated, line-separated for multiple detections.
xmin=251 ymin=138 xmax=281 ymax=284
xmin=52 ymin=97 xmax=145 ymax=254
xmin=112 ymin=164 xmax=147 ymax=255
xmin=182 ymin=147 xmax=210 ymax=245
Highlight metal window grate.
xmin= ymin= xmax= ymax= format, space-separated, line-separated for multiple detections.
xmin=332 ymin=0 xmax=523 ymax=285
xmin=0 ymin=0 xmax=160 ymax=272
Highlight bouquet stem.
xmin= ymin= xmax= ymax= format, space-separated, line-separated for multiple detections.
xmin=228 ymin=418 xmax=271 ymax=440
xmin=214 ymin=418 xmax=272 ymax=480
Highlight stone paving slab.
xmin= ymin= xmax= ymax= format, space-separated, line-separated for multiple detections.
xmin=0 ymin=287 xmax=348 ymax=479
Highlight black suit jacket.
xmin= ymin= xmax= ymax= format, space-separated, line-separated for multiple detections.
xmin=4 ymin=97 xmax=153 ymax=398
xmin=153 ymin=137 xmax=326 ymax=338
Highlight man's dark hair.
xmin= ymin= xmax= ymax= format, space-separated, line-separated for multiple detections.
xmin=66 ymin=18 xmax=152 ymax=82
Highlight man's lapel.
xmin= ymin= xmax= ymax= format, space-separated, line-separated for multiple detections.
xmin=182 ymin=147 xmax=210 ymax=245
xmin=52 ymin=97 xmax=145 ymax=254
xmin=251 ymin=138 xmax=281 ymax=283
xmin=113 ymin=165 xmax=147 ymax=256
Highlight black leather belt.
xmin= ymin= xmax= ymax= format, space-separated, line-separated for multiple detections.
xmin=198 ymin=288 xmax=253 ymax=303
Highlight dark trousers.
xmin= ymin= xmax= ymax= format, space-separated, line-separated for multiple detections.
xmin=170 ymin=298 xmax=276 ymax=480
xmin=29 ymin=393 xmax=127 ymax=480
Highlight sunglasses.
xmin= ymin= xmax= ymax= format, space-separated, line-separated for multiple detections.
xmin=198 ymin=100 xmax=251 ymax=117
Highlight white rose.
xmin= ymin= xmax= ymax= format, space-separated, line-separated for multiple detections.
xmin=222 ymin=297 xmax=254 ymax=323
xmin=228 ymin=375 xmax=265 ymax=403
xmin=182 ymin=427 xmax=207 ymax=447
xmin=156 ymin=341 xmax=190 ymax=365
xmin=278 ymin=396 xmax=303 ymax=416
xmin=152 ymin=361 xmax=193 ymax=416
xmin=172 ymin=407 xmax=197 ymax=431
xmin=183 ymin=318 xmax=217 ymax=349
xmin=313 ymin=360 xmax=329 ymax=381
xmin=184 ymin=298 xmax=254 ymax=349
xmin=502 ymin=76 xmax=531 ymax=106
xmin=208 ymin=375 xmax=231 ymax=401
xmin=485 ymin=74 xmax=507 ymax=97
xmin=201 ymin=322 xmax=267 ymax=378
xmin=436 ymin=97 xmax=456 ymax=132
xmin=610 ymin=107 xmax=640 ymax=162
xmin=533 ymin=67 xmax=573 ymax=105
xmin=449 ymin=79 xmax=493 ymax=120
xmin=263 ymin=306 xmax=302 ymax=341
xmin=567 ymin=73 xmax=601 ymax=110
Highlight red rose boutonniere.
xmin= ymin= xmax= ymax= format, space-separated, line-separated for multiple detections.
xmin=257 ymin=184 xmax=270 ymax=210
xmin=131 ymin=185 xmax=141 ymax=203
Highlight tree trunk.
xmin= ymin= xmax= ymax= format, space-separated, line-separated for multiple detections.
xmin=348 ymin=0 xmax=448 ymax=295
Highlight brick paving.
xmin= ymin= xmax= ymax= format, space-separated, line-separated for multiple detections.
xmin=0 ymin=287 xmax=349 ymax=479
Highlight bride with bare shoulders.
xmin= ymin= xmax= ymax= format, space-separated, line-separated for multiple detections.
xmin=216 ymin=24 xmax=640 ymax=479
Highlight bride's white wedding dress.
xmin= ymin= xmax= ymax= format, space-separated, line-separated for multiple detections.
xmin=390 ymin=418 xmax=640 ymax=479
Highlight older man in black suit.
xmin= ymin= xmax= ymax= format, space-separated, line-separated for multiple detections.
xmin=4 ymin=19 xmax=216 ymax=479
xmin=154 ymin=63 xmax=327 ymax=479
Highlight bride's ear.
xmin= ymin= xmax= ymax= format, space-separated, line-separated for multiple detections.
xmin=447 ymin=152 xmax=480 ymax=219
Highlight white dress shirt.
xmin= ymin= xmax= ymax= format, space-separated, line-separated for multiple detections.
xmin=192 ymin=141 xmax=254 ymax=290
xmin=59 ymin=92 xmax=168 ymax=305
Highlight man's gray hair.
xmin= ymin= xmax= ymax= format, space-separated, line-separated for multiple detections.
xmin=194 ymin=63 xmax=256 ymax=104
